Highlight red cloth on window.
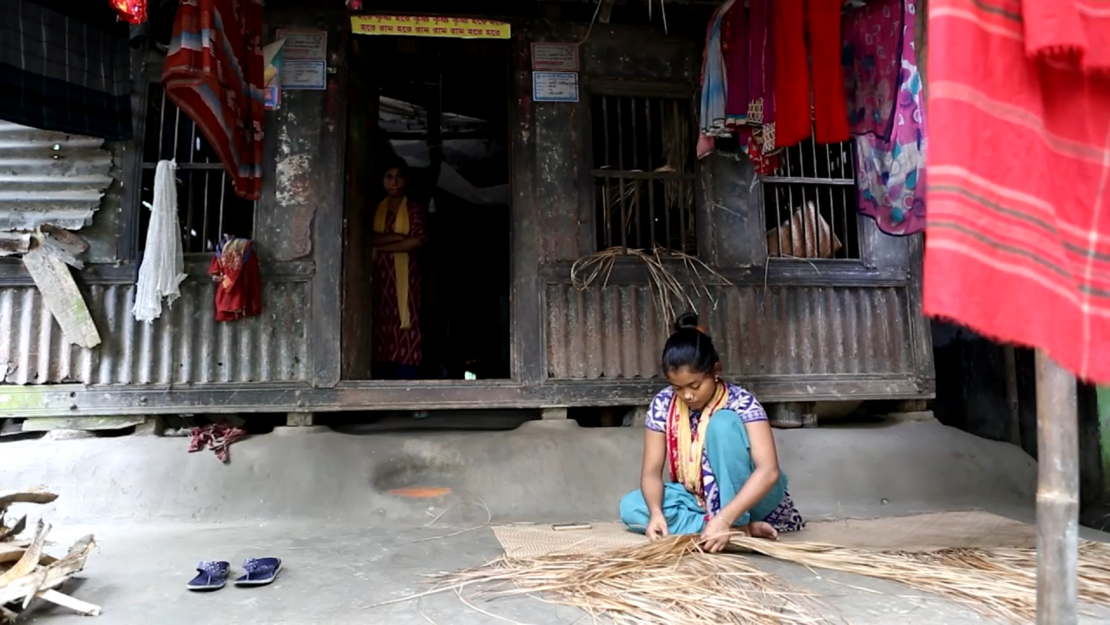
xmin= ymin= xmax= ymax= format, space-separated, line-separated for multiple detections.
xmin=162 ymin=0 xmax=265 ymax=201
xmin=773 ymin=0 xmax=849 ymax=147
xmin=208 ymin=238 xmax=261 ymax=322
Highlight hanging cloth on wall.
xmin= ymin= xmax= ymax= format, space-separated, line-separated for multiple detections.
xmin=850 ymin=0 xmax=926 ymax=236
xmin=209 ymin=236 xmax=261 ymax=322
xmin=162 ymin=0 xmax=265 ymax=201
xmin=722 ymin=4 xmax=749 ymax=129
xmin=0 ymin=0 xmax=133 ymax=140
xmin=925 ymin=0 xmax=1110 ymax=383
xmin=843 ymin=0 xmax=905 ymax=140
xmin=697 ymin=0 xmax=736 ymax=159
xmin=773 ymin=0 xmax=849 ymax=147
xmin=132 ymin=160 xmax=187 ymax=322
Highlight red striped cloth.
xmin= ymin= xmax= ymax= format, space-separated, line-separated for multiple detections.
xmin=925 ymin=0 xmax=1110 ymax=383
xmin=161 ymin=0 xmax=265 ymax=201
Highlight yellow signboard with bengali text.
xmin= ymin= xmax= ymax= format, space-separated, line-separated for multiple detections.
xmin=350 ymin=15 xmax=511 ymax=40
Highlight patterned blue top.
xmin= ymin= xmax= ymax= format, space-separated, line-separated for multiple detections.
xmin=645 ymin=383 xmax=768 ymax=517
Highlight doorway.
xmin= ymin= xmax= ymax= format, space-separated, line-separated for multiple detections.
xmin=342 ymin=33 xmax=512 ymax=382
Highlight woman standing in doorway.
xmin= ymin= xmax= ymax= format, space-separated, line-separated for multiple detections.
xmin=619 ymin=313 xmax=805 ymax=552
xmin=371 ymin=159 xmax=427 ymax=380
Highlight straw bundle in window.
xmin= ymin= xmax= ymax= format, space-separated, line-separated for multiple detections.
xmin=428 ymin=534 xmax=828 ymax=625
xmin=731 ymin=536 xmax=1110 ymax=623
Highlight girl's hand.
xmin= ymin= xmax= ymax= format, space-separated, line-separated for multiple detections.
xmin=646 ymin=513 xmax=669 ymax=540
xmin=700 ymin=516 xmax=732 ymax=553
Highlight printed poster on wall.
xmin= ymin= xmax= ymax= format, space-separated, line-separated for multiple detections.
xmin=275 ymin=29 xmax=327 ymax=60
xmin=350 ymin=15 xmax=511 ymax=39
xmin=531 ymin=43 xmax=578 ymax=71
xmin=533 ymin=71 xmax=579 ymax=103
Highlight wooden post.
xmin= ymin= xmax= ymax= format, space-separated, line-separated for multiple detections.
xmin=1004 ymin=345 xmax=1022 ymax=447
xmin=1035 ymin=349 xmax=1079 ymax=625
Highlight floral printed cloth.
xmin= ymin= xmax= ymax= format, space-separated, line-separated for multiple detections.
xmin=847 ymin=0 xmax=927 ymax=236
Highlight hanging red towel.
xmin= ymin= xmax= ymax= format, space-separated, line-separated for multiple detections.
xmin=208 ymin=237 xmax=262 ymax=322
xmin=925 ymin=0 xmax=1110 ymax=383
xmin=774 ymin=0 xmax=849 ymax=147
xmin=162 ymin=0 xmax=265 ymax=201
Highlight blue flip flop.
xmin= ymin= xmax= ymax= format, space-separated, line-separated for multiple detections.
xmin=187 ymin=561 xmax=230 ymax=591
xmin=234 ymin=558 xmax=282 ymax=587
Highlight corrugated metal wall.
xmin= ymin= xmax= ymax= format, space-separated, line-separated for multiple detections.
xmin=0 ymin=121 xmax=113 ymax=232
xmin=545 ymin=284 xmax=914 ymax=379
xmin=0 ymin=280 xmax=309 ymax=385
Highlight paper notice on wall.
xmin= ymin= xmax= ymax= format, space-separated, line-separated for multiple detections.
xmin=275 ymin=29 xmax=327 ymax=60
xmin=532 ymin=72 xmax=579 ymax=103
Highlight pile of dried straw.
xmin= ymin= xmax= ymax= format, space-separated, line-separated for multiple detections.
xmin=431 ymin=534 xmax=827 ymax=624
xmin=412 ymin=533 xmax=1110 ymax=624
xmin=733 ymin=536 xmax=1110 ymax=623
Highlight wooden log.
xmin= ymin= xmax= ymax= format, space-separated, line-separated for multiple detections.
xmin=1035 ymin=350 xmax=1079 ymax=625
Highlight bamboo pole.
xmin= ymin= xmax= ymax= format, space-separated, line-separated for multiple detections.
xmin=1005 ymin=345 xmax=1022 ymax=447
xmin=1035 ymin=349 xmax=1079 ymax=625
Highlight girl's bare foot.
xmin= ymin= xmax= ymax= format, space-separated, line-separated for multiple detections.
xmin=749 ymin=521 xmax=779 ymax=540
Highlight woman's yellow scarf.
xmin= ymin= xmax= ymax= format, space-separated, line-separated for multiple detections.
xmin=666 ymin=381 xmax=729 ymax=508
xmin=373 ymin=197 xmax=412 ymax=329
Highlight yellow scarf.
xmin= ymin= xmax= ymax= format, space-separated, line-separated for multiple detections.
xmin=372 ymin=197 xmax=412 ymax=329
xmin=668 ymin=382 xmax=729 ymax=508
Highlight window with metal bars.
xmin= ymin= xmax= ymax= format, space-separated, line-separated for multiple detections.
xmin=137 ymin=84 xmax=255 ymax=255
xmin=590 ymin=94 xmax=697 ymax=255
xmin=761 ymin=138 xmax=861 ymax=260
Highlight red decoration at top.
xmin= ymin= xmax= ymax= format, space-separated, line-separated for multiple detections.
xmin=109 ymin=0 xmax=148 ymax=24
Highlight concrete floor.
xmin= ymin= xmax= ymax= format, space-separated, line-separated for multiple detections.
xmin=3 ymin=419 xmax=1105 ymax=623
xmin=20 ymin=522 xmax=1004 ymax=625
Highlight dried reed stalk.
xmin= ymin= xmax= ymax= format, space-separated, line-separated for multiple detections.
xmin=570 ymin=247 xmax=732 ymax=333
xmin=428 ymin=534 xmax=828 ymax=625
xmin=731 ymin=536 xmax=1110 ymax=624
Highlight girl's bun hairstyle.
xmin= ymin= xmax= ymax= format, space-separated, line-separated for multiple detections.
xmin=662 ymin=312 xmax=720 ymax=375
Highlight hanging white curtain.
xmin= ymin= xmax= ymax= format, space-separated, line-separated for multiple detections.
xmin=132 ymin=159 xmax=186 ymax=322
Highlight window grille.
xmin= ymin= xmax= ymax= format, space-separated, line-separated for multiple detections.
xmin=138 ymin=84 xmax=255 ymax=254
xmin=761 ymin=138 xmax=860 ymax=260
xmin=591 ymin=95 xmax=697 ymax=254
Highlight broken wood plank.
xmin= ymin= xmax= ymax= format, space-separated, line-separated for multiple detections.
xmin=0 ymin=490 xmax=58 ymax=511
xmin=0 ymin=520 xmax=47 ymax=586
xmin=0 ymin=521 xmax=46 ymax=590
xmin=21 ymin=416 xmax=146 ymax=433
xmin=21 ymin=246 xmax=101 ymax=348
xmin=0 ymin=534 xmax=94 ymax=607
xmin=0 ymin=516 xmax=26 ymax=542
xmin=0 ymin=543 xmax=56 ymax=567
xmin=36 ymin=589 xmax=100 ymax=617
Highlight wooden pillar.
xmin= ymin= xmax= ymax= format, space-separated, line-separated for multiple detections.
xmin=1004 ymin=344 xmax=1022 ymax=447
xmin=1035 ymin=350 xmax=1079 ymax=625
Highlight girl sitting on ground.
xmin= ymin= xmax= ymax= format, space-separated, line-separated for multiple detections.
xmin=619 ymin=312 xmax=805 ymax=552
